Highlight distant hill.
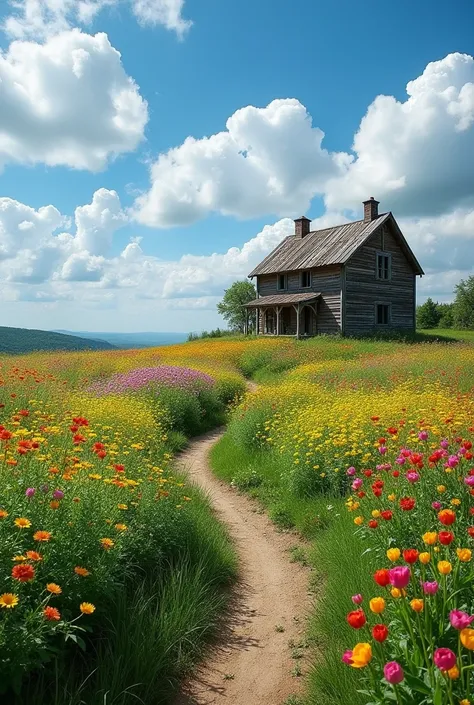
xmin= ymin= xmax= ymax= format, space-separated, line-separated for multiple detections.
xmin=53 ymin=330 xmax=188 ymax=349
xmin=0 ymin=326 xmax=115 ymax=354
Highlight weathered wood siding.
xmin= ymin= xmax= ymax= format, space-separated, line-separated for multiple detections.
xmin=256 ymin=265 xmax=342 ymax=335
xmin=343 ymin=223 xmax=416 ymax=335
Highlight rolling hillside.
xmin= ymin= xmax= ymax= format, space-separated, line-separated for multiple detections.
xmin=0 ymin=326 xmax=115 ymax=353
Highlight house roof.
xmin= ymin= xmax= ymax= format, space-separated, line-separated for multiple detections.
xmin=244 ymin=292 xmax=320 ymax=308
xmin=248 ymin=212 xmax=424 ymax=277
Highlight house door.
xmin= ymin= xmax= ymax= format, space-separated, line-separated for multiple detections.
xmin=265 ymin=309 xmax=276 ymax=334
xmin=303 ymin=306 xmax=314 ymax=336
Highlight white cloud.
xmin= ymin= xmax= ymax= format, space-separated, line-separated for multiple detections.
xmin=0 ymin=29 xmax=148 ymax=171
xmin=325 ymin=53 xmax=474 ymax=216
xmin=133 ymin=99 xmax=343 ymax=227
xmin=3 ymin=0 xmax=192 ymax=40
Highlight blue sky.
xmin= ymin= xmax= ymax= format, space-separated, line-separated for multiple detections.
xmin=0 ymin=0 xmax=473 ymax=332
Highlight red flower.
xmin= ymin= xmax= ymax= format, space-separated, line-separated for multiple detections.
xmin=400 ymin=497 xmax=416 ymax=511
xmin=363 ymin=470 xmax=373 ymax=478
xmin=96 ymin=450 xmax=107 ymax=459
xmin=372 ymin=624 xmax=389 ymax=643
xmin=387 ymin=427 xmax=398 ymax=435
xmin=373 ymin=489 xmax=382 ymax=498
xmin=43 ymin=606 xmax=61 ymax=621
xmin=73 ymin=434 xmax=86 ymax=444
xmin=439 ymin=531 xmax=454 ymax=545
xmin=392 ymin=470 xmax=400 ymax=478
xmin=12 ymin=564 xmax=35 ymax=582
xmin=93 ymin=442 xmax=105 ymax=452
xmin=378 ymin=437 xmax=387 ymax=445
xmin=466 ymin=452 xmax=473 ymax=460
xmin=468 ymin=527 xmax=474 ymax=538
xmin=374 ymin=569 xmax=390 ymax=587
xmin=347 ymin=609 xmax=366 ymax=629
xmin=403 ymin=549 xmax=419 ymax=564
xmin=464 ymin=441 xmax=473 ymax=450
xmin=438 ymin=509 xmax=456 ymax=526
xmin=371 ymin=416 xmax=380 ymax=422
xmin=357 ymin=491 xmax=366 ymax=498
xmin=368 ymin=520 xmax=378 ymax=529
xmin=381 ymin=510 xmax=393 ymax=521
xmin=114 ymin=464 xmax=125 ymax=473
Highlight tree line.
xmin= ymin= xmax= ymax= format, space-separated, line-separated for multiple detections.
xmin=417 ymin=275 xmax=474 ymax=329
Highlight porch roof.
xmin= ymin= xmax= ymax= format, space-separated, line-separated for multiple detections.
xmin=244 ymin=292 xmax=321 ymax=308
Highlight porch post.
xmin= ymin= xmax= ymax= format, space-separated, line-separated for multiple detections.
xmin=296 ymin=302 xmax=300 ymax=339
xmin=244 ymin=308 xmax=248 ymax=335
xmin=256 ymin=307 xmax=260 ymax=335
xmin=276 ymin=306 xmax=281 ymax=336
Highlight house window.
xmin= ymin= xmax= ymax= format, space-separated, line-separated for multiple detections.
xmin=277 ymin=273 xmax=287 ymax=291
xmin=300 ymin=270 xmax=311 ymax=288
xmin=376 ymin=253 xmax=391 ymax=280
xmin=376 ymin=303 xmax=390 ymax=325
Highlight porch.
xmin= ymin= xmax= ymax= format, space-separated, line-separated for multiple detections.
xmin=244 ymin=292 xmax=320 ymax=338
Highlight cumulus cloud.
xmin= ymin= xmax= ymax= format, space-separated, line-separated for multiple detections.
xmin=3 ymin=0 xmax=192 ymax=40
xmin=325 ymin=53 xmax=474 ymax=216
xmin=133 ymin=99 xmax=344 ymax=227
xmin=0 ymin=29 xmax=148 ymax=171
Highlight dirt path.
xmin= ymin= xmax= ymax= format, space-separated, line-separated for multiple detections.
xmin=174 ymin=420 xmax=311 ymax=705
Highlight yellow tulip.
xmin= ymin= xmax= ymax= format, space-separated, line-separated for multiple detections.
xmin=369 ymin=597 xmax=386 ymax=614
xmin=419 ymin=552 xmax=431 ymax=564
xmin=422 ymin=531 xmax=437 ymax=546
xmin=460 ymin=628 xmax=474 ymax=650
xmin=456 ymin=548 xmax=472 ymax=562
xmin=438 ymin=560 xmax=452 ymax=575
xmin=386 ymin=548 xmax=401 ymax=562
xmin=354 ymin=516 xmax=364 ymax=526
xmin=350 ymin=642 xmax=372 ymax=668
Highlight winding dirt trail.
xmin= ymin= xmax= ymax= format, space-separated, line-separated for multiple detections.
xmin=174 ymin=415 xmax=311 ymax=705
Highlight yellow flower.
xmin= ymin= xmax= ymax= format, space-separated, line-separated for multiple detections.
xmin=437 ymin=485 xmax=446 ymax=493
xmin=447 ymin=665 xmax=459 ymax=680
xmin=451 ymin=498 xmax=461 ymax=506
xmin=369 ymin=597 xmax=386 ymax=614
xmin=422 ymin=531 xmax=438 ymax=546
xmin=354 ymin=516 xmax=364 ymax=526
xmin=350 ymin=643 xmax=372 ymax=668
xmin=456 ymin=548 xmax=472 ymax=562
xmin=460 ymin=700 xmax=471 ymax=705
xmin=419 ymin=552 xmax=431 ymax=564
xmin=460 ymin=628 xmax=474 ymax=650
xmin=100 ymin=538 xmax=114 ymax=550
xmin=387 ymin=493 xmax=396 ymax=502
xmin=371 ymin=510 xmax=381 ymax=518
xmin=12 ymin=555 xmax=26 ymax=562
xmin=14 ymin=517 xmax=31 ymax=529
xmin=410 ymin=599 xmax=424 ymax=613
xmin=46 ymin=583 xmax=62 ymax=595
xmin=386 ymin=548 xmax=400 ymax=562
xmin=114 ymin=523 xmax=128 ymax=532
xmin=74 ymin=566 xmax=90 ymax=577
xmin=390 ymin=588 xmax=402 ymax=598
xmin=0 ymin=593 xmax=19 ymax=609
xmin=438 ymin=560 xmax=452 ymax=575
xmin=79 ymin=602 xmax=96 ymax=615
xmin=117 ymin=504 xmax=128 ymax=510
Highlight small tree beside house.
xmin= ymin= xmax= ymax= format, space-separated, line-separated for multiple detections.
xmin=217 ymin=280 xmax=256 ymax=333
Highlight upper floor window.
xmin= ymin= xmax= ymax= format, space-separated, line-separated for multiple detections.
xmin=376 ymin=253 xmax=391 ymax=280
xmin=277 ymin=273 xmax=287 ymax=291
xmin=376 ymin=303 xmax=390 ymax=325
xmin=300 ymin=271 xmax=311 ymax=288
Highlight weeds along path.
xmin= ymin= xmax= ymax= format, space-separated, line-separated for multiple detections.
xmin=174 ymin=412 xmax=311 ymax=704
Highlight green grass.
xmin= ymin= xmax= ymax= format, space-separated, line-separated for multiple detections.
xmin=417 ymin=327 xmax=474 ymax=342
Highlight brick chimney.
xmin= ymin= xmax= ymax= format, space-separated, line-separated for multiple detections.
xmin=363 ymin=197 xmax=379 ymax=222
xmin=294 ymin=216 xmax=311 ymax=238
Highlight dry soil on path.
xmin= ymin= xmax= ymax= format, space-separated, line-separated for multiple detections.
xmin=174 ymin=419 xmax=311 ymax=705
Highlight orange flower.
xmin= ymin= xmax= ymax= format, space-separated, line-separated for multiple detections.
xmin=33 ymin=530 xmax=52 ymax=542
xmin=49 ymin=501 xmax=60 ymax=510
xmin=43 ymin=606 xmax=61 ymax=621
xmin=46 ymin=583 xmax=62 ymax=595
xmin=26 ymin=551 xmax=43 ymax=561
xmin=80 ymin=602 xmax=96 ymax=614
xmin=114 ymin=523 xmax=128 ymax=532
xmin=0 ymin=509 xmax=9 ymax=519
xmin=74 ymin=566 xmax=90 ymax=577
xmin=14 ymin=517 xmax=31 ymax=529
xmin=12 ymin=564 xmax=35 ymax=582
xmin=0 ymin=593 xmax=19 ymax=609
xmin=438 ymin=509 xmax=456 ymax=526
xmin=100 ymin=538 xmax=114 ymax=550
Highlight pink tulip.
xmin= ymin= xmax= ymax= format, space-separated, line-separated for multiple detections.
xmin=384 ymin=661 xmax=404 ymax=684
xmin=422 ymin=581 xmax=439 ymax=595
xmin=342 ymin=649 xmax=353 ymax=665
xmin=432 ymin=501 xmax=442 ymax=510
xmin=395 ymin=456 xmax=406 ymax=465
xmin=388 ymin=566 xmax=411 ymax=589
xmin=449 ymin=610 xmax=474 ymax=630
xmin=434 ymin=648 xmax=456 ymax=671
xmin=446 ymin=455 xmax=459 ymax=468
xmin=406 ymin=471 xmax=420 ymax=483
xmin=418 ymin=431 xmax=428 ymax=441
xmin=352 ymin=478 xmax=363 ymax=490
xmin=346 ymin=467 xmax=356 ymax=476
xmin=378 ymin=446 xmax=387 ymax=455
xmin=440 ymin=439 xmax=449 ymax=449
xmin=351 ymin=594 xmax=363 ymax=604
xmin=464 ymin=476 xmax=474 ymax=487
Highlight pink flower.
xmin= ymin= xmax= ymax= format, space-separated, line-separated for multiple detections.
xmin=459 ymin=447 xmax=467 ymax=456
xmin=383 ymin=661 xmax=404 ymax=684
xmin=351 ymin=594 xmax=363 ymax=605
xmin=395 ymin=456 xmax=406 ymax=465
xmin=449 ymin=610 xmax=474 ymax=630
xmin=25 ymin=487 xmax=36 ymax=498
xmin=388 ymin=566 xmax=411 ymax=589
xmin=446 ymin=455 xmax=459 ymax=468
xmin=379 ymin=446 xmax=387 ymax=455
xmin=440 ymin=439 xmax=449 ymax=449
xmin=434 ymin=648 xmax=457 ymax=671
xmin=406 ymin=471 xmax=420 ymax=483
xmin=432 ymin=501 xmax=442 ymax=510
xmin=464 ymin=476 xmax=474 ymax=487
xmin=342 ymin=650 xmax=353 ymax=665
xmin=352 ymin=478 xmax=363 ymax=490
xmin=53 ymin=489 xmax=64 ymax=500
xmin=346 ymin=467 xmax=356 ymax=476
xmin=418 ymin=431 xmax=428 ymax=441
xmin=422 ymin=581 xmax=439 ymax=595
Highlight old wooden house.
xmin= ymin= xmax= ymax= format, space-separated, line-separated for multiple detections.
xmin=244 ymin=198 xmax=424 ymax=337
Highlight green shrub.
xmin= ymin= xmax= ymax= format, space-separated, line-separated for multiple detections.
xmin=228 ymin=404 xmax=271 ymax=450
xmin=231 ymin=466 xmax=264 ymax=490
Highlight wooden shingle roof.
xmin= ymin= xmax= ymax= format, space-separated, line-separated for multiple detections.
xmin=248 ymin=212 xmax=424 ymax=277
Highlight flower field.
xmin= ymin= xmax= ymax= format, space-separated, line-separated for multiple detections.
xmin=210 ymin=335 xmax=474 ymax=705
xmin=0 ymin=345 xmax=245 ymax=703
